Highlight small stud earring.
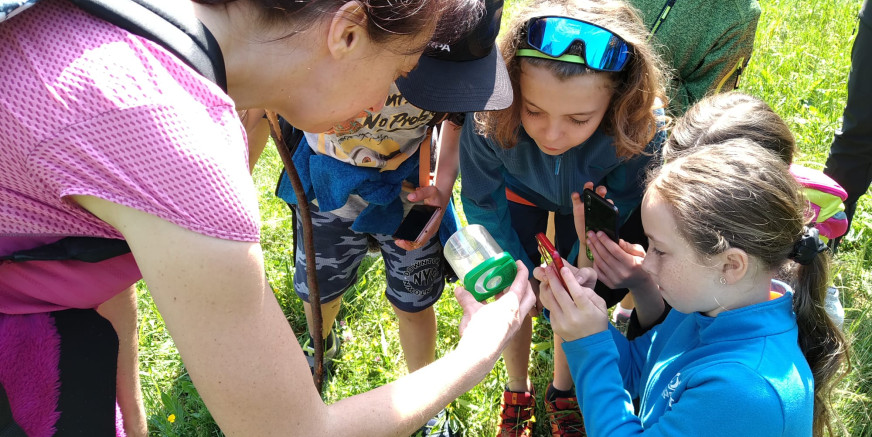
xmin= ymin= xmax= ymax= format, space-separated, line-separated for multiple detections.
xmin=719 ymin=277 xmax=727 ymax=285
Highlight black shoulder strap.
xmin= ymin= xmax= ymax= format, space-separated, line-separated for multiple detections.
xmin=1 ymin=237 xmax=131 ymax=263
xmin=0 ymin=383 xmax=27 ymax=437
xmin=70 ymin=0 xmax=227 ymax=91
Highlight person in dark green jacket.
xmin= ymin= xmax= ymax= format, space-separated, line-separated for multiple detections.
xmin=629 ymin=0 xmax=761 ymax=117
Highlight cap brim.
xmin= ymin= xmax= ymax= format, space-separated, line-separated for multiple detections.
xmin=395 ymin=47 xmax=512 ymax=113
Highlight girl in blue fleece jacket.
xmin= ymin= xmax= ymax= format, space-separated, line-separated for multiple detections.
xmin=458 ymin=0 xmax=668 ymax=434
xmin=537 ymin=143 xmax=849 ymax=437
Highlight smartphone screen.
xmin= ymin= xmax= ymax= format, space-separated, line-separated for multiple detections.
xmin=392 ymin=204 xmax=440 ymax=242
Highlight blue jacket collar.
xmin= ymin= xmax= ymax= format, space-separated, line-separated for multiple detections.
xmin=692 ymin=280 xmax=797 ymax=344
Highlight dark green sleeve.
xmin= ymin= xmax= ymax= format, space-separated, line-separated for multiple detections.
xmin=671 ymin=15 xmax=760 ymax=114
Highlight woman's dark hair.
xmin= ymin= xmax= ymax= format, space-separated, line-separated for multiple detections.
xmin=196 ymin=0 xmax=483 ymax=53
xmin=649 ymin=142 xmax=850 ymax=437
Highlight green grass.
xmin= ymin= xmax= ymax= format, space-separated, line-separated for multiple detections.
xmin=137 ymin=0 xmax=872 ymax=435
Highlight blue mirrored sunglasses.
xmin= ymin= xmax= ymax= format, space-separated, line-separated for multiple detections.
xmin=520 ymin=16 xmax=632 ymax=72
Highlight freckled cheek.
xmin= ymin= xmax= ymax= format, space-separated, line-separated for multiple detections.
xmin=661 ymin=261 xmax=684 ymax=283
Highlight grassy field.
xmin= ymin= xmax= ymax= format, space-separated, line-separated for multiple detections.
xmin=137 ymin=0 xmax=872 ymax=435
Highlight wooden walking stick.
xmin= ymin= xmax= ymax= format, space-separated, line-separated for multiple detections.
xmin=265 ymin=111 xmax=326 ymax=393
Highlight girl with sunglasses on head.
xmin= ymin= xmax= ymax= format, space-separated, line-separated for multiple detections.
xmin=458 ymin=0 xmax=667 ymax=434
xmin=537 ymin=142 xmax=849 ymax=437
xmin=0 ymin=0 xmax=539 ymax=435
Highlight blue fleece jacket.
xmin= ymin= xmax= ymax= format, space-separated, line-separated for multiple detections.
xmin=459 ymin=120 xmax=664 ymax=271
xmin=563 ymin=280 xmax=814 ymax=436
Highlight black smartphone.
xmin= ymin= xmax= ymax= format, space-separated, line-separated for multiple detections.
xmin=583 ymin=188 xmax=619 ymax=260
xmin=392 ymin=204 xmax=442 ymax=243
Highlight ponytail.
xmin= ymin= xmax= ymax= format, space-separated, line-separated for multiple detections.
xmin=790 ymin=251 xmax=850 ymax=436
xmin=651 ymin=143 xmax=851 ymax=437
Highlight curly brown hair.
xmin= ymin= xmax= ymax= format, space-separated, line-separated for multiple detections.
xmin=473 ymin=0 xmax=667 ymax=157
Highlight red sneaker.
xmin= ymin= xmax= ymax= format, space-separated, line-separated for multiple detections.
xmin=545 ymin=393 xmax=586 ymax=437
xmin=497 ymin=389 xmax=535 ymax=437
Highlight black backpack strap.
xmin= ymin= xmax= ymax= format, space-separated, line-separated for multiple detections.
xmin=0 ymin=383 xmax=27 ymax=437
xmin=69 ymin=0 xmax=227 ymax=91
xmin=0 ymin=237 xmax=131 ymax=263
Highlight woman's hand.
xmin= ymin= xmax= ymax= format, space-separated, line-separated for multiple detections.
xmin=395 ymin=186 xmax=449 ymax=251
xmin=586 ymin=233 xmax=654 ymax=291
xmin=534 ymin=262 xmax=608 ymax=341
xmin=454 ymin=261 xmax=537 ymax=358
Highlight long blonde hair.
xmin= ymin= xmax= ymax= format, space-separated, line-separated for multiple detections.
xmin=474 ymin=0 xmax=667 ymax=157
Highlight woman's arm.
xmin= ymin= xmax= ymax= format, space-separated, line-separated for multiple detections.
xmin=75 ymin=195 xmax=535 ymax=436
xmin=239 ymin=108 xmax=270 ymax=172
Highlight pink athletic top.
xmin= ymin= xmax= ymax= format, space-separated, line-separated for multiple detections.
xmin=0 ymin=0 xmax=260 ymax=313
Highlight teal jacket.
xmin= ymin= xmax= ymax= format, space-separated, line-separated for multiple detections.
xmin=630 ymin=0 xmax=761 ymax=116
xmin=459 ymin=121 xmax=664 ymax=271
xmin=564 ymin=280 xmax=813 ymax=436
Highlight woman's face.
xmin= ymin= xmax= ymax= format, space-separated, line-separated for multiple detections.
xmin=295 ymin=38 xmax=426 ymax=133
xmin=640 ymin=189 xmax=724 ymax=315
xmin=518 ymin=62 xmax=614 ymax=155
xmin=245 ymin=5 xmax=432 ymax=134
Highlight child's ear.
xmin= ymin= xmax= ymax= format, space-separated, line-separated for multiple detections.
xmin=719 ymin=248 xmax=749 ymax=284
xmin=326 ymin=1 xmax=368 ymax=60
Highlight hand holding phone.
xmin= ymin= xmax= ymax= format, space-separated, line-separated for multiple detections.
xmin=582 ymin=188 xmax=619 ymax=260
xmin=536 ymin=233 xmax=568 ymax=290
xmin=392 ymin=204 xmax=442 ymax=245
xmin=536 ymin=232 xmax=568 ymax=322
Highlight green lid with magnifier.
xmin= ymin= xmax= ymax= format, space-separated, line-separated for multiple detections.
xmin=463 ymin=252 xmax=517 ymax=302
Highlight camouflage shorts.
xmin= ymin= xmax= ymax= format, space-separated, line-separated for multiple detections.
xmin=293 ymin=204 xmax=445 ymax=313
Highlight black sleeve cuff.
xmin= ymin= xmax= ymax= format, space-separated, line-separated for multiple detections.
xmin=446 ymin=112 xmax=466 ymax=126
xmin=625 ymin=301 xmax=671 ymax=340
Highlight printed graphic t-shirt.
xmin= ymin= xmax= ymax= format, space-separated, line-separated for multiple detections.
xmin=303 ymin=83 xmax=437 ymax=218
xmin=0 ymin=0 xmax=260 ymax=313
xmin=305 ymin=83 xmax=436 ymax=171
